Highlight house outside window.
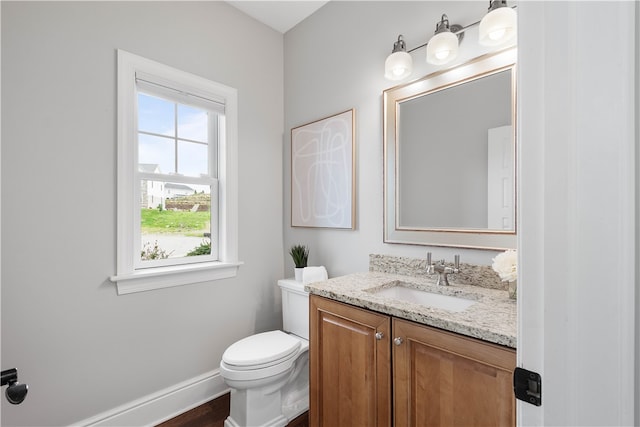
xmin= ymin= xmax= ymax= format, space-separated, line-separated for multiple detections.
xmin=112 ymin=50 xmax=241 ymax=294
xmin=140 ymin=164 xmax=165 ymax=209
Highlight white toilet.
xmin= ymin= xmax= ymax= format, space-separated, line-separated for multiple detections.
xmin=219 ymin=279 xmax=310 ymax=427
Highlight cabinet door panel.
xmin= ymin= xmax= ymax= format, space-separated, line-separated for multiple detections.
xmin=394 ymin=318 xmax=516 ymax=427
xmin=310 ymin=296 xmax=391 ymax=427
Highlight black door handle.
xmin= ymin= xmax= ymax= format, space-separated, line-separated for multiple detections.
xmin=1 ymin=368 xmax=28 ymax=404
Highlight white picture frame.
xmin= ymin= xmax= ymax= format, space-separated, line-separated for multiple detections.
xmin=291 ymin=109 xmax=355 ymax=229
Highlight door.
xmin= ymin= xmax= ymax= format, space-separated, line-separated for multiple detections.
xmin=518 ymin=2 xmax=637 ymax=425
xmin=487 ymin=125 xmax=514 ymax=230
xmin=309 ymin=296 xmax=391 ymax=427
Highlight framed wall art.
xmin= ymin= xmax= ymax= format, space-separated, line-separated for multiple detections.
xmin=291 ymin=109 xmax=355 ymax=229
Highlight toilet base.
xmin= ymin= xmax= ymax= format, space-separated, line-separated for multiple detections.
xmin=224 ymin=387 xmax=288 ymax=427
xmin=219 ymin=331 xmax=309 ymax=427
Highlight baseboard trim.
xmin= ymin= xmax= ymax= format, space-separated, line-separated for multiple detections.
xmin=71 ymin=369 xmax=229 ymax=426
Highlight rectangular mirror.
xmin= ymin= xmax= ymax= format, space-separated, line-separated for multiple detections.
xmin=383 ymin=48 xmax=517 ymax=250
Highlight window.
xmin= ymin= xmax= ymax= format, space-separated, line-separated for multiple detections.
xmin=111 ymin=50 xmax=240 ymax=294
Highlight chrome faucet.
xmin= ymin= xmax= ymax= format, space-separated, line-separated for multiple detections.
xmin=426 ymin=252 xmax=461 ymax=286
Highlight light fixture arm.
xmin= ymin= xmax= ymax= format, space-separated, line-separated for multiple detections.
xmin=487 ymin=0 xmax=509 ymax=13
xmin=391 ymin=35 xmax=408 ymax=53
xmin=434 ymin=14 xmax=451 ymax=34
xmin=433 ymin=14 xmax=464 ymax=43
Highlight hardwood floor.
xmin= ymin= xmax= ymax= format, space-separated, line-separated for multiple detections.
xmin=156 ymin=392 xmax=309 ymax=427
xmin=286 ymin=412 xmax=310 ymax=427
xmin=156 ymin=394 xmax=229 ymax=427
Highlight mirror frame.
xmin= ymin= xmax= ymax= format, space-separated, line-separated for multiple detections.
xmin=383 ymin=48 xmax=517 ymax=250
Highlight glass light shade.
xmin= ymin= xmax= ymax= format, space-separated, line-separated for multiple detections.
xmin=385 ymin=51 xmax=413 ymax=81
xmin=426 ymin=31 xmax=459 ymax=65
xmin=479 ymin=7 xmax=517 ymax=46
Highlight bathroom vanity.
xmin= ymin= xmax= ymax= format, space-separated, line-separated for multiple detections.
xmin=305 ymin=256 xmax=517 ymax=427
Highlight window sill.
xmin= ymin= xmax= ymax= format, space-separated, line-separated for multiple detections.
xmin=110 ymin=261 xmax=243 ymax=295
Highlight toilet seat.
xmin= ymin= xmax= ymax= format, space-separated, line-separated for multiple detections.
xmin=222 ymin=331 xmax=301 ymax=370
xmin=220 ymin=331 xmax=309 ymax=383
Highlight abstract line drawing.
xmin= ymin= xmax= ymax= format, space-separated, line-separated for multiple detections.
xmin=291 ymin=109 xmax=355 ymax=229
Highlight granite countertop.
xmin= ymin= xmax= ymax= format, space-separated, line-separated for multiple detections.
xmin=305 ymin=271 xmax=517 ymax=348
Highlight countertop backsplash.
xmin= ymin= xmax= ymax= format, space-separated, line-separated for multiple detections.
xmin=369 ymin=254 xmax=507 ymax=291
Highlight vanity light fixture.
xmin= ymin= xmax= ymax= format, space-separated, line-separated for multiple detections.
xmin=384 ymin=35 xmax=413 ymax=81
xmin=426 ymin=14 xmax=464 ymax=65
xmin=479 ymin=0 xmax=517 ymax=46
xmin=383 ymin=1 xmax=517 ymax=81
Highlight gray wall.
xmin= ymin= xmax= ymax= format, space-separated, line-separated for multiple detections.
xmin=1 ymin=2 xmax=284 ymax=425
xmin=636 ymin=2 xmax=639 ymax=424
xmin=283 ymin=1 xmax=505 ymax=276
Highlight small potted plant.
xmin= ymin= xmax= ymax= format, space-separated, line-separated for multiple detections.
xmin=289 ymin=244 xmax=309 ymax=282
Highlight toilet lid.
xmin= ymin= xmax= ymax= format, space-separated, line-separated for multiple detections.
xmin=222 ymin=330 xmax=301 ymax=370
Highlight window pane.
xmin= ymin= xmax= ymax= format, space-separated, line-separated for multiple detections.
xmin=139 ymin=134 xmax=175 ymax=174
xmin=140 ymin=181 xmax=212 ymax=260
xmin=178 ymin=141 xmax=208 ymax=176
xmin=138 ymin=93 xmax=175 ymax=136
xmin=178 ymin=104 xmax=208 ymax=142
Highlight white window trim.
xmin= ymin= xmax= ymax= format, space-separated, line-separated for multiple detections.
xmin=111 ymin=50 xmax=241 ymax=295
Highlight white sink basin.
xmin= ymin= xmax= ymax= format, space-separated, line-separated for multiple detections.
xmin=371 ymin=282 xmax=476 ymax=312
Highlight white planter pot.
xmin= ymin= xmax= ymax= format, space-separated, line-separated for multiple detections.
xmin=294 ymin=268 xmax=304 ymax=282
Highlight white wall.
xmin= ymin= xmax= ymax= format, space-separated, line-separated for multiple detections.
xmin=283 ymin=1 xmax=506 ymax=276
xmin=1 ymin=2 xmax=284 ymax=425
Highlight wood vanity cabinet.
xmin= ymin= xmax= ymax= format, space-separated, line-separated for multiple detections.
xmin=309 ymin=294 xmax=392 ymax=427
xmin=309 ymin=295 xmax=516 ymax=427
xmin=393 ymin=318 xmax=516 ymax=426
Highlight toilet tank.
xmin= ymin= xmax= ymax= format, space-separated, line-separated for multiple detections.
xmin=278 ymin=279 xmax=309 ymax=340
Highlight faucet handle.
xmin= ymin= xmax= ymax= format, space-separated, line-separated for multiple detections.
xmin=454 ymin=254 xmax=460 ymax=269
xmin=426 ymin=252 xmax=434 ymax=274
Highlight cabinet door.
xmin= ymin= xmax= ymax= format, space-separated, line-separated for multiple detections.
xmin=393 ymin=318 xmax=516 ymax=427
xmin=310 ymin=295 xmax=391 ymax=427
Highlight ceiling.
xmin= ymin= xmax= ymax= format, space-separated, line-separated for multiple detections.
xmin=225 ymin=1 xmax=329 ymax=33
